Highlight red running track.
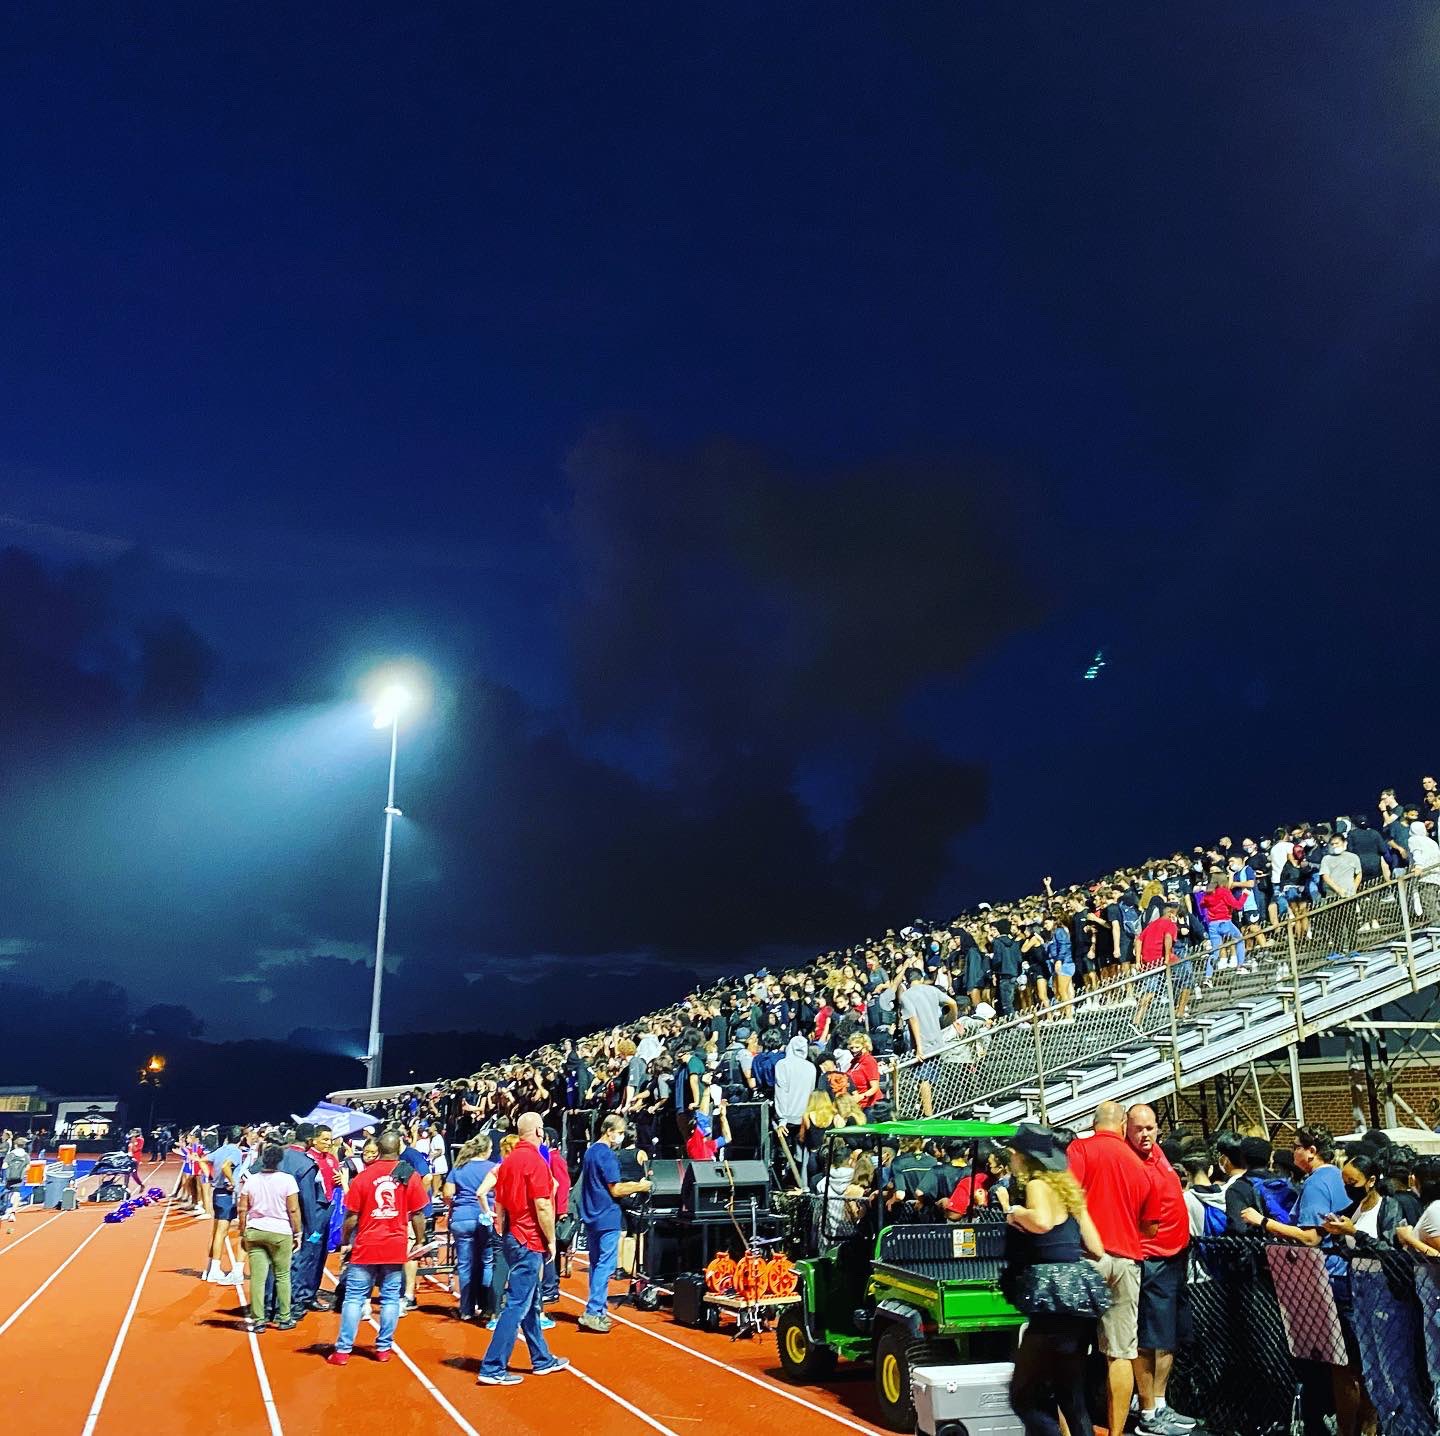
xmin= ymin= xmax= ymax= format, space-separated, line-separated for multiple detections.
xmin=0 ymin=1163 xmax=891 ymax=1436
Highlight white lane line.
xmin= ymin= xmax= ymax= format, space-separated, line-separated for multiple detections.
xmin=565 ymin=1364 xmax=681 ymax=1435
xmin=0 ymin=1220 xmax=107 ymax=1337
xmin=79 ymin=1204 xmax=173 ymax=1436
xmin=225 ymin=1238 xmax=284 ymax=1436
xmin=0 ymin=1212 xmax=62 ymax=1256
xmin=320 ymin=1266 xmax=481 ymax=1434
xmin=556 ymin=1289 xmax=887 ymax=1436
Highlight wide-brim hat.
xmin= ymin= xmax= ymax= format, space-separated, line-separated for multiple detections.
xmin=1009 ymin=1122 xmax=1070 ymax=1172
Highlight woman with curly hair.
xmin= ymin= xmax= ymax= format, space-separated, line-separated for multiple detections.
xmin=1003 ymin=1124 xmax=1110 ymax=1436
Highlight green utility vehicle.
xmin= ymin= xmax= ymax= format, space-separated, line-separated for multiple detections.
xmin=775 ymin=1120 xmax=1023 ymax=1430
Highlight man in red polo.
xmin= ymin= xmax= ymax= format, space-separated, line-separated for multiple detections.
xmin=477 ymin=1112 xmax=568 ymax=1386
xmin=1068 ymin=1099 xmax=1161 ymax=1436
xmin=1127 ymin=1104 xmax=1196 ymax=1436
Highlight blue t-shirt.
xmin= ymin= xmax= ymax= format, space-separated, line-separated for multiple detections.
xmin=449 ymin=1158 xmax=495 ymax=1219
xmin=1296 ymin=1163 xmax=1348 ymax=1284
xmin=579 ymin=1142 xmax=623 ymax=1233
xmin=400 ymin=1144 xmax=433 ymax=1215
xmin=208 ymin=1143 xmax=244 ymax=1192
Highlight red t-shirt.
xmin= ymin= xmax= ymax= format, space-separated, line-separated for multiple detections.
xmin=1138 ymin=1147 xmax=1188 ymax=1258
xmin=127 ymin=1135 xmax=144 ymax=1162
xmin=309 ymin=1149 xmax=342 ymax=1200
xmin=345 ymin=1159 xmax=428 ymax=1265
xmin=1138 ymin=918 xmax=1178 ymax=966
xmin=495 ymin=1142 xmax=554 ymax=1253
xmin=1067 ymin=1129 xmax=1160 ymax=1261
xmin=685 ymin=1129 xmax=719 ymax=1161
xmin=849 ymin=1052 xmax=882 ymax=1107
xmin=547 ymin=1148 xmax=571 ymax=1217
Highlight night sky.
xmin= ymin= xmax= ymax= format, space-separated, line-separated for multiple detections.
xmin=3 ymin=7 xmax=1439 ymax=1051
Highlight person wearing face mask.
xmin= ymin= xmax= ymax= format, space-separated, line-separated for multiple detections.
xmin=1320 ymin=1151 xmax=1404 ymax=1246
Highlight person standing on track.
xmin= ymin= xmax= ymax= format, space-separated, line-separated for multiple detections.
xmin=578 ymin=1114 xmax=651 ymax=1333
xmin=279 ymin=1125 xmax=324 ymax=1319
xmin=476 ymin=1111 xmax=570 ymax=1386
xmin=301 ymin=1126 xmax=341 ymax=1312
xmin=236 ymin=1144 xmax=301 ymax=1334
xmin=203 ymin=1126 xmax=244 ymax=1284
xmin=327 ymin=1129 xmax=429 ymax=1366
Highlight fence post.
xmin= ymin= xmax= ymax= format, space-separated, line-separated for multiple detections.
xmin=1285 ymin=917 xmax=1305 ymax=1044
xmin=1030 ymin=1010 xmax=1048 ymax=1123
xmin=889 ymin=1056 xmax=902 ymax=1120
xmin=1397 ymin=868 xmax=1419 ymax=992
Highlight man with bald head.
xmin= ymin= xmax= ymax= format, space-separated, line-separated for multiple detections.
xmin=1125 ymin=1104 xmax=1194 ymax=1435
xmin=1068 ymin=1100 xmax=1162 ymax=1436
xmin=477 ymin=1112 xmax=570 ymax=1386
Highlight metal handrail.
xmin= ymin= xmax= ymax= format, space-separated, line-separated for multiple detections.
xmin=893 ymin=865 xmax=1440 ymax=1122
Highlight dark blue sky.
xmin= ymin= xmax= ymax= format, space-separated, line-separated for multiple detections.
xmin=2 ymin=6 xmax=1438 ymax=1043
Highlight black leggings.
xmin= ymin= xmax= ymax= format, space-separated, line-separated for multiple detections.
xmin=1009 ymin=1314 xmax=1093 ymax=1436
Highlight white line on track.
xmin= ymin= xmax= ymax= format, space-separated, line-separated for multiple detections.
xmin=0 ymin=1212 xmax=62 ymax=1257
xmin=555 ymin=1289 xmax=888 ymax=1436
xmin=225 ymin=1237 xmax=284 ymax=1436
xmin=0 ymin=1221 xmax=108 ymax=1337
xmin=80 ymin=1202 xmax=174 ymax=1436
xmin=320 ymin=1266 xmax=482 ymax=1434
xmin=565 ymin=1364 xmax=682 ymax=1435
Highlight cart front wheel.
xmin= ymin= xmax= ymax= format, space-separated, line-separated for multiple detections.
xmin=775 ymin=1303 xmax=836 ymax=1382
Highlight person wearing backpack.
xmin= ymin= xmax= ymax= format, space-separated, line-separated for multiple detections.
xmin=1223 ymin=1135 xmax=1296 ymax=1233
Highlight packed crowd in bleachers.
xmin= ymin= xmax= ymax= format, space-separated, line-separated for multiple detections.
xmin=365 ymin=778 xmax=1440 ymax=1156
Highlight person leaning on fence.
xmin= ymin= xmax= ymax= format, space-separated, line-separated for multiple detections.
xmin=1066 ymin=1100 xmax=1161 ymax=1436
xmin=1239 ymin=1125 xmax=1370 ymax=1436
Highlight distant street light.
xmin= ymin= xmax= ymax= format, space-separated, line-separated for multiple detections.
xmin=363 ymin=671 xmax=423 ymax=1088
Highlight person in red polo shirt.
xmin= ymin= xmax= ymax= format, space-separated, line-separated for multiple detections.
xmin=477 ymin=1112 xmax=569 ymax=1387
xmin=1126 ymin=1105 xmax=1196 ymax=1436
xmin=1068 ymin=1100 xmax=1161 ymax=1436
xmin=847 ymin=1032 xmax=883 ymax=1110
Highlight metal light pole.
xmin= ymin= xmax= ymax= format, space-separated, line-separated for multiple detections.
xmin=365 ymin=688 xmax=407 ymax=1088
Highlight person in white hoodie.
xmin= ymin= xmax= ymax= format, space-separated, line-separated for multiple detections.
xmin=773 ymin=1036 xmax=817 ymax=1180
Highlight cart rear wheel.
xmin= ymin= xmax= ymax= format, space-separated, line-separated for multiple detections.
xmin=776 ymin=1302 xmax=836 ymax=1382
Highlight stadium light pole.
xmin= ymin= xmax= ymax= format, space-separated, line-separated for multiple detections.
xmin=365 ymin=682 xmax=410 ymax=1088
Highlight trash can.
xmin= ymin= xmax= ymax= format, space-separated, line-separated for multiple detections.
xmin=43 ymin=1163 xmax=75 ymax=1210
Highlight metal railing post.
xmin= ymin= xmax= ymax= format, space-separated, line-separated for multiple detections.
xmin=1397 ymin=867 xmax=1419 ymax=992
xmin=1285 ymin=917 xmax=1305 ymax=1044
xmin=1030 ymin=1011 xmax=1048 ymax=1123
xmin=1164 ymin=960 xmax=1183 ymax=1094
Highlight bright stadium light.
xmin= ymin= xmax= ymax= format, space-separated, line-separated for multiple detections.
xmin=360 ymin=664 xmax=428 ymax=1088
xmin=372 ymin=683 xmax=412 ymax=729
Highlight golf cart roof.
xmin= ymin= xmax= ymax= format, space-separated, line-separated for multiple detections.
xmin=831 ymin=1119 xmax=1017 ymax=1141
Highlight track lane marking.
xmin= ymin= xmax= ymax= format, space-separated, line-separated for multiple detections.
xmin=556 ymin=1288 xmax=888 ymax=1436
xmin=0 ymin=1212 xmax=62 ymax=1256
xmin=79 ymin=1203 xmax=174 ymax=1435
xmin=225 ymin=1236 xmax=284 ymax=1436
xmin=0 ymin=1221 xmax=107 ymax=1337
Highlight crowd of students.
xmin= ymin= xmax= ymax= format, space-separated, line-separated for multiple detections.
xmin=353 ymin=778 xmax=1440 ymax=1158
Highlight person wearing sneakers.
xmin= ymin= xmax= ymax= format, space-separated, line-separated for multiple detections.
xmin=578 ymin=1114 xmax=651 ymax=1333
xmin=236 ymin=1144 xmax=301 ymax=1334
xmin=477 ymin=1111 xmax=569 ymax=1386
xmin=327 ymin=1128 xmax=428 ymax=1367
xmin=202 ymin=1126 xmax=244 ymax=1284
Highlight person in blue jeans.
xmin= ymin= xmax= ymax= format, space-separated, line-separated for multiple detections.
xmin=577 ymin=1114 xmax=651 ymax=1332
xmin=477 ymin=1112 xmax=569 ymax=1386
xmin=327 ymin=1129 xmax=429 ymax=1366
xmin=444 ymin=1134 xmax=497 ymax=1320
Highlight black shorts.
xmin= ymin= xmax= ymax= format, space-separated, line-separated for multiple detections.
xmin=1137 ymin=1251 xmax=1190 ymax=1352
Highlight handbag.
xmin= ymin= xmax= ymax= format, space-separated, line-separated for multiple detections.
xmin=555 ymin=1212 xmax=577 ymax=1249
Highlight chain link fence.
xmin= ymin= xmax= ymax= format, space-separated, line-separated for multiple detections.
xmin=1172 ymin=1236 xmax=1440 ymax=1436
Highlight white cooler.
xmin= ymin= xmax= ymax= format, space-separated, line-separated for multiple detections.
xmin=912 ymin=1361 xmax=1022 ymax=1436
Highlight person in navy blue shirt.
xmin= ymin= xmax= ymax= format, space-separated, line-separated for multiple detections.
xmin=576 ymin=1115 xmax=650 ymax=1333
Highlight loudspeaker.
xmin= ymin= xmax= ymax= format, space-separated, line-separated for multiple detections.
xmin=680 ymin=1159 xmax=769 ymax=1220
xmin=646 ymin=1160 xmax=687 ymax=1216
xmin=671 ymin=1272 xmax=708 ymax=1328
